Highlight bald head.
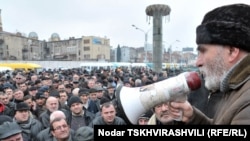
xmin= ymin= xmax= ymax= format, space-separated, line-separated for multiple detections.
xmin=46 ymin=96 xmax=58 ymax=104
xmin=50 ymin=110 xmax=66 ymax=122
xmin=72 ymin=88 xmax=80 ymax=96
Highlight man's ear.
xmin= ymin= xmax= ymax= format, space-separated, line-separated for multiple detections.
xmin=51 ymin=130 xmax=56 ymax=136
xmin=228 ymin=47 xmax=240 ymax=63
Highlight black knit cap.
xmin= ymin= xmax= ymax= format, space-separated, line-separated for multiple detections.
xmin=196 ymin=3 xmax=250 ymax=52
xmin=68 ymin=96 xmax=83 ymax=107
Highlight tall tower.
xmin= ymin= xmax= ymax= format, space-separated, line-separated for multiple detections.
xmin=146 ymin=4 xmax=171 ymax=73
xmin=0 ymin=9 xmax=2 ymax=32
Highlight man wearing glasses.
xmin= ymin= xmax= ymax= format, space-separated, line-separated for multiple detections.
xmin=50 ymin=117 xmax=75 ymax=141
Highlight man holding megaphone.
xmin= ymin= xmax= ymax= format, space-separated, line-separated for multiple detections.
xmin=116 ymin=3 xmax=250 ymax=125
xmin=169 ymin=3 xmax=250 ymax=125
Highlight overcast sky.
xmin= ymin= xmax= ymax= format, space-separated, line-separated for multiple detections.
xmin=1 ymin=0 xmax=249 ymax=51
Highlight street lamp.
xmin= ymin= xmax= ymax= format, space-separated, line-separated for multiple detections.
xmin=132 ymin=24 xmax=151 ymax=63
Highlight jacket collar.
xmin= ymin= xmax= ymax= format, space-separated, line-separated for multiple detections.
xmin=221 ymin=54 xmax=250 ymax=92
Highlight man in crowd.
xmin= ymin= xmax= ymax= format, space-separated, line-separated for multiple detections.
xmin=67 ymin=95 xmax=95 ymax=131
xmin=0 ymin=92 xmax=15 ymax=117
xmin=78 ymin=88 xmax=98 ymax=114
xmin=137 ymin=110 xmax=153 ymax=125
xmin=36 ymin=110 xmax=69 ymax=141
xmin=13 ymin=102 xmax=43 ymax=141
xmin=0 ymin=122 xmax=23 ymax=141
xmin=34 ymin=91 xmax=47 ymax=117
xmin=58 ymin=90 xmax=69 ymax=110
xmin=74 ymin=126 xmax=94 ymax=141
xmin=89 ymin=101 xmax=126 ymax=126
xmin=39 ymin=96 xmax=69 ymax=129
xmin=148 ymin=102 xmax=183 ymax=125
xmin=4 ymin=87 xmax=14 ymax=103
xmin=12 ymin=89 xmax=24 ymax=104
xmin=50 ymin=117 xmax=75 ymax=141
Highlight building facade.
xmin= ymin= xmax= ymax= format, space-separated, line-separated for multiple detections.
xmin=0 ymin=31 xmax=111 ymax=62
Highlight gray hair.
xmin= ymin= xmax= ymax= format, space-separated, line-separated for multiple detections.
xmin=49 ymin=110 xmax=66 ymax=122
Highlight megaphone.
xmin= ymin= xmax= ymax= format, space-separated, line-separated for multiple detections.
xmin=115 ymin=71 xmax=201 ymax=125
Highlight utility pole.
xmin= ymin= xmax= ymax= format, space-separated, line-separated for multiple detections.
xmin=132 ymin=24 xmax=150 ymax=63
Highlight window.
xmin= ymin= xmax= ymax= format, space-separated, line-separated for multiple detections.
xmin=84 ymin=54 xmax=90 ymax=59
xmin=84 ymin=39 xmax=90 ymax=44
xmin=84 ymin=46 xmax=90 ymax=51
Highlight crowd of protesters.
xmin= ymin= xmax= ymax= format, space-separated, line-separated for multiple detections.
xmin=0 ymin=63 xmax=222 ymax=141
xmin=0 ymin=65 xmax=181 ymax=141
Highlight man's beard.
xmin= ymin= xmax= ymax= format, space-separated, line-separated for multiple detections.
xmin=200 ymin=49 xmax=227 ymax=92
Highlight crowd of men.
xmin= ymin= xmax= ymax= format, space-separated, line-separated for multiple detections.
xmin=0 ymin=65 xmax=174 ymax=141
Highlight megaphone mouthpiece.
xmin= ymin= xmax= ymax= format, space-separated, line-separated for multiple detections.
xmin=184 ymin=71 xmax=201 ymax=91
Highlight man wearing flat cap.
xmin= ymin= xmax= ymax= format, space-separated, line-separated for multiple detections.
xmin=88 ymin=88 xmax=100 ymax=114
xmin=13 ymin=102 xmax=43 ymax=141
xmin=0 ymin=122 xmax=23 ymax=141
xmin=95 ymin=86 xmax=104 ymax=100
xmin=103 ymin=85 xmax=116 ymax=101
xmin=137 ymin=110 xmax=153 ymax=125
xmin=34 ymin=91 xmax=47 ymax=117
xmin=78 ymin=88 xmax=99 ymax=115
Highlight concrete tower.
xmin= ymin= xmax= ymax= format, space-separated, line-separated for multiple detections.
xmin=0 ymin=9 xmax=2 ymax=32
xmin=146 ymin=4 xmax=170 ymax=73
